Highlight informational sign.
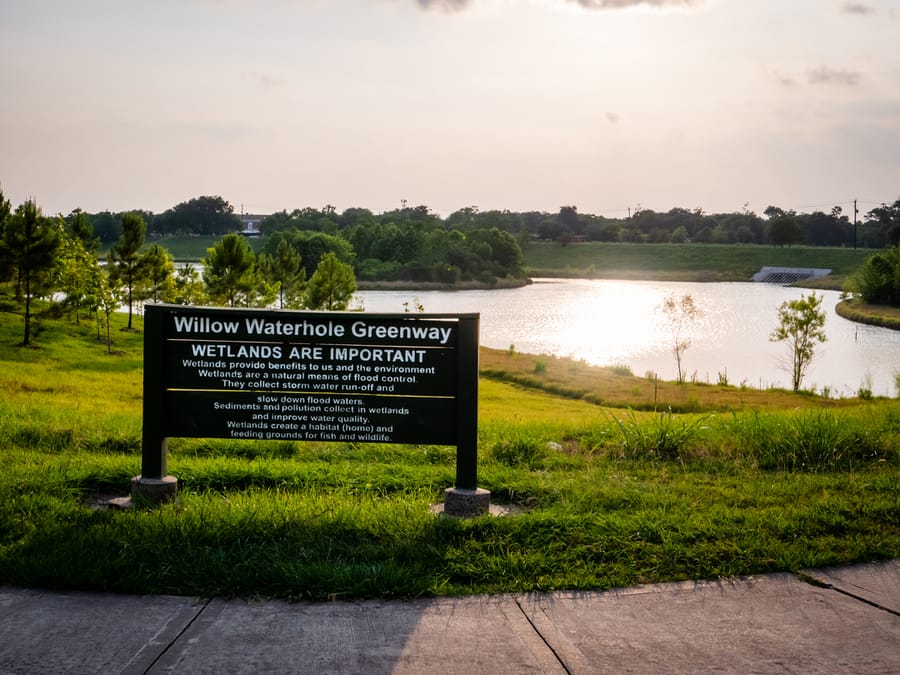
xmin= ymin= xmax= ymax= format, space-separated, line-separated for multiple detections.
xmin=141 ymin=304 xmax=480 ymax=489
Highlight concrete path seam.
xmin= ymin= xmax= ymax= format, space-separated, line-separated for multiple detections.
xmin=139 ymin=597 xmax=213 ymax=674
xmin=497 ymin=598 xmax=569 ymax=674
xmin=798 ymin=573 xmax=900 ymax=618
xmin=513 ymin=595 xmax=600 ymax=675
xmin=511 ymin=596 xmax=573 ymax=675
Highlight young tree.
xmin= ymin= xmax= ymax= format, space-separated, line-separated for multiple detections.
xmin=137 ymin=244 xmax=176 ymax=303
xmin=2 ymin=200 xmax=60 ymax=346
xmin=172 ymin=263 xmax=207 ymax=306
xmin=94 ymin=270 xmax=120 ymax=354
xmin=54 ymin=219 xmax=103 ymax=324
xmin=108 ymin=212 xmax=147 ymax=329
xmin=0 ymin=186 xmax=13 ymax=284
xmin=203 ymin=233 xmax=258 ymax=307
xmin=770 ymin=292 xmax=827 ymax=392
xmin=68 ymin=208 xmax=101 ymax=252
xmin=304 ymin=252 xmax=357 ymax=311
xmin=257 ymin=237 xmax=306 ymax=309
xmin=660 ymin=293 xmax=704 ymax=384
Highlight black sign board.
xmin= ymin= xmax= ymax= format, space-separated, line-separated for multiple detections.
xmin=141 ymin=304 xmax=480 ymax=489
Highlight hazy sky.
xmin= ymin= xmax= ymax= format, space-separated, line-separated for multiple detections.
xmin=2 ymin=0 xmax=898 ymax=219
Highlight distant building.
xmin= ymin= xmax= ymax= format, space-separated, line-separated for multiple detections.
xmin=239 ymin=213 xmax=265 ymax=237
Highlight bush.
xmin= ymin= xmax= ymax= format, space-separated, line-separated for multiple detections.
xmin=851 ymin=246 xmax=900 ymax=306
xmin=611 ymin=409 xmax=710 ymax=461
xmin=732 ymin=410 xmax=889 ymax=471
xmin=490 ymin=437 xmax=549 ymax=469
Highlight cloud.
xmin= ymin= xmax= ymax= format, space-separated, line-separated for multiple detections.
xmin=565 ymin=0 xmax=699 ymax=7
xmin=243 ymin=71 xmax=284 ymax=88
xmin=840 ymin=2 xmax=875 ymax=15
xmin=772 ymin=72 xmax=797 ymax=87
xmin=408 ymin=0 xmax=698 ymax=10
xmin=413 ymin=0 xmax=471 ymax=10
xmin=807 ymin=65 xmax=862 ymax=86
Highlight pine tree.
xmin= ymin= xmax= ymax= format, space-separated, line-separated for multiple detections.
xmin=304 ymin=252 xmax=357 ymax=311
xmin=2 ymin=200 xmax=60 ymax=345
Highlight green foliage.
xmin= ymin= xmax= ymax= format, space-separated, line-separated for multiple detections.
xmin=467 ymin=227 xmax=525 ymax=278
xmin=1 ymin=199 xmax=61 ymax=345
xmin=730 ymin=410 xmax=891 ymax=471
xmin=171 ymin=263 xmax=207 ymax=306
xmin=94 ymin=271 xmax=120 ymax=353
xmin=770 ymin=292 xmax=827 ymax=392
xmin=764 ymin=206 xmax=803 ymax=247
xmin=610 ymin=409 xmax=711 ymax=460
xmin=202 ymin=233 xmax=260 ymax=307
xmin=490 ymin=436 xmax=549 ymax=469
xmin=850 ymin=246 xmax=900 ymax=307
xmin=257 ymin=237 xmax=306 ymax=309
xmin=154 ymin=195 xmax=241 ymax=236
xmin=265 ymin=230 xmax=354 ymax=280
xmin=137 ymin=243 xmax=176 ymax=303
xmin=660 ymin=293 xmax=703 ymax=384
xmin=610 ymin=364 xmax=633 ymax=376
xmin=54 ymin=219 xmax=103 ymax=324
xmin=107 ymin=212 xmax=147 ymax=329
xmin=67 ymin=209 xmax=100 ymax=252
xmin=304 ymin=251 xmax=357 ymax=311
xmin=0 ymin=309 xmax=899 ymax=599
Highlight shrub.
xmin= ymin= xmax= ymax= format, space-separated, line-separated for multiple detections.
xmin=609 ymin=363 xmax=633 ymax=376
xmin=732 ymin=410 xmax=888 ymax=471
xmin=611 ymin=409 xmax=710 ymax=461
xmin=490 ymin=437 xmax=549 ymax=469
xmin=851 ymin=246 xmax=900 ymax=306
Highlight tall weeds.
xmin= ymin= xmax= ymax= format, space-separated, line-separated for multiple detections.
xmin=729 ymin=409 xmax=891 ymax=471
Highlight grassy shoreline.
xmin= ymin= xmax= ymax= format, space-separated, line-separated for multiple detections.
xmin=0 ymin=306 xmax=898 ymax=599
xmin=835 ymin=300 xmax=900 ymax=330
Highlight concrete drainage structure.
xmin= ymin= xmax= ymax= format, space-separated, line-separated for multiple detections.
xmin=752 ymin=267 xmax=831 ymax=284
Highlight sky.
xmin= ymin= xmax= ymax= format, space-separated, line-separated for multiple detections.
xmin=1 ymin=0 xmax=899 ymax=220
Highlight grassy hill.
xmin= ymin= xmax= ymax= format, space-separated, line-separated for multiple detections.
xmin=115 ymin=236 xmax=874 ymax=288
xmin=0 ymin=303 xmax=898 ymax=599
xmin=522 ymin=242 xmax=872 ymax=286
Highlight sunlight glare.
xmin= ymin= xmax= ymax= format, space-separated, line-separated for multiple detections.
xmin=530 ymin=280 xmax=665 ymax=365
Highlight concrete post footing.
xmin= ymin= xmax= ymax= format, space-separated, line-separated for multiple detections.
xmin=131 ymin=475 xmax=178 ymax=504
xmin=443 ymin=487 xmax=491 ymax=517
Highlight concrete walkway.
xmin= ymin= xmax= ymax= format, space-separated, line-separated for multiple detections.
xmin=1 ymin=559 xmax=898 ymax=674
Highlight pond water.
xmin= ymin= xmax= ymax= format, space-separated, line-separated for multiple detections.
xmin=357 ymin=279 xmax=900 ymax=398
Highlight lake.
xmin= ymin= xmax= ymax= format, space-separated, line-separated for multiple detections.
xmin=357 ymin=279 xmax=900 ymax=398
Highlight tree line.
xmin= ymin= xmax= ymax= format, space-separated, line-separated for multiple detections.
xmin=69 ymin=196 xmax=900 ymax=250
xmin=0 ymin=189 xmax=359 ymax=347
xmin=3 ymin=185 xmax=900 ymax=348
xmin=539 ymin=202 xmax=899 ymax=249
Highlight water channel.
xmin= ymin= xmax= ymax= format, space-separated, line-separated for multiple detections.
xmin=357 ymin=279 xmax=900 ymax=398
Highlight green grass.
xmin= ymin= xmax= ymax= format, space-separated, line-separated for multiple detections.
xmin=1 ymin=299 xmax=899 ymax=599
xmin=522 ymin=242 xmax=872 ymax=284
xmin=836 ymin=299 xmax=900 ymax=330
xmin=479 ymin=347 xmax=873 ymax=412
